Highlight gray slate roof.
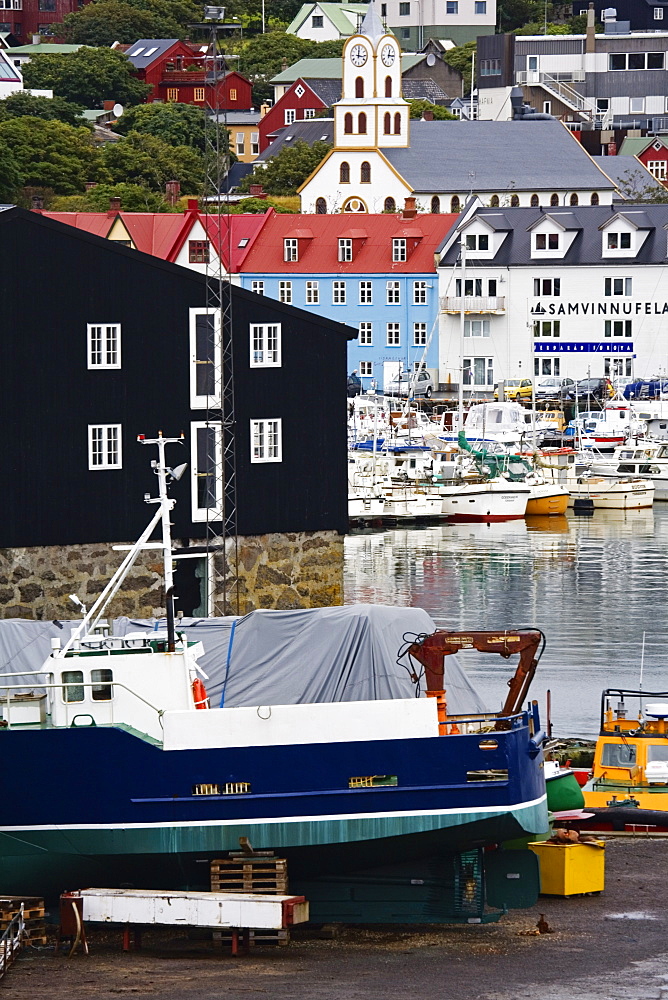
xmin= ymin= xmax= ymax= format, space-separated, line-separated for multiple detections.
xmin=402 ymin=78 xmax=450 ymax=102
xmin=214 ymin=110 xmax=261 ymax=125
xmin=439 ymin=205 xmax=668 ymax=268
xmin=385 ymin=120 xmax=616 ymax=194
xmin=256 ymin=119 xmax=334 ymax=162
xmin=308 ymin=78 xmax=343 ymax=106
xmin=125 ymin=39 xmax=178 ymax=69
xmin=591 ymin=155 xmax=666 ymax=200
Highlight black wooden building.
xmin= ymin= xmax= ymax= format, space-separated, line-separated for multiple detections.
xmin=0 ymin=206 xmax=355 ymax=552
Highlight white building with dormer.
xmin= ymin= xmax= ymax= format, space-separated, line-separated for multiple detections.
xmin=298 ymin=1 xmax=618 ymax=215
xmin=437 ymin=204 xmax=668 ymax=390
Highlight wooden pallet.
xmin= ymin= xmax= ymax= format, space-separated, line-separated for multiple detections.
xmin=210 ymin=856 xmax=288 ymax=895
xmin=212 ymin=928 xmax=290 ymax=948
xmin=0 ymin=896 xmax=46 ymax=946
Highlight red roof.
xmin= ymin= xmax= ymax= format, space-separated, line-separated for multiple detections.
xmin=40 ymin=213 xmax=113 ymax=239
xmin=238 ymin=213 xmax=459 ymax=274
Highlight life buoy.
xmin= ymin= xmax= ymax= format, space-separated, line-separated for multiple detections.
xmin=192 ymin=677 xmax=210 ymax=710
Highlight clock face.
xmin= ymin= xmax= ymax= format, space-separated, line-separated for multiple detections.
xmin=381 ymin=43 xmax=395 ymax=66
xmin=350 ymin=44 xmax=368 ymax=67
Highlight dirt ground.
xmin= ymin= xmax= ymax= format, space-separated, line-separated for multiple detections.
xmin=5 ymin=839 xmax=668 ymax=1000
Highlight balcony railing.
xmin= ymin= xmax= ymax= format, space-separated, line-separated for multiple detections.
xmin=440 ymin=296 xmax=506 ymax=313
xmin=162 ymin=69 xmax=206 ymax=82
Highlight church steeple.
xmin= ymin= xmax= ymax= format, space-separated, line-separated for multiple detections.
xmin=359 ymin=0 xmax=385 ymax=44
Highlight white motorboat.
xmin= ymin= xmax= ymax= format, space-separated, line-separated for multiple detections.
xmin=438 ymin=480 xmax=531 ymax=522
xmin=568 ymin=476 xmax=654 ymax=510
xmin=439 ymin=402 xmax=553 ymax=450
xmin=590 ymin=442 xmax=668 ymax=501
xmin=565 ymin=404 xmax=646 ymax=451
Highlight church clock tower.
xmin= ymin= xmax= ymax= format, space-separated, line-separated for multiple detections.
xmin=334 ymin=0 xmax=409 ymax=150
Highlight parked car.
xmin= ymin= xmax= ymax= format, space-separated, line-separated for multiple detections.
xmin=385 ymin=370 xmax=434 ymax=398
xmin=534 ymin=377 xmax=574 ymax=400
xmin=347 ymin=371 xmax=362 ymax=397
xmin=564 ymin=377 xmax=614 ymax=401
xmin=493 ymin=378 xmax=534 ymax=401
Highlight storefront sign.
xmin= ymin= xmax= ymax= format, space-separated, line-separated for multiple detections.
xmin=532 ymin=302 xmax=668 ymax=316
xmin=534 ymin=342 xmax=634 ymax=353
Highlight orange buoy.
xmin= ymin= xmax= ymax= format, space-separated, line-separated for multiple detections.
xmin=192 ymin=677 xmax=210 ymax=709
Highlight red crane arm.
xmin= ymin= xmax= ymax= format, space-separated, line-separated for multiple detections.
xmin=407 ymin=630 xmax=542 ymax=717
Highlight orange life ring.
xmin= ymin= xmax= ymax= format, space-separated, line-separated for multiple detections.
xmin=192 ymin=677 xmax=210 ymax=710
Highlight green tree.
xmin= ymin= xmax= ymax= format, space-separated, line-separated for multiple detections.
xmin=62 ymin=0 xmax=199 ymax=45
xmin=239 ymin=33 xmax=345 ymax=103
xmin=233 ymin=196 xmax=297 ymax=213
xmin=115 ymin=102 xmax=206 ymax=151
xmin=615 ymin=168 xmax=668 ymax=204
xmin=51 ymin=182 xmax=177 ymax=212
xmin=0 ymin=117 xmax=99 ymax=194
xmin=443 ymin=41 xmax=476 ymax=94
xmin=101 ymin=131 xmax=203 ymax=193
xmin=22 ymin=47 xmax=151 ymax=108
xmin=0 ymin=91 xmax=87 ymax=127
xmin=238 ymin=139 xmax=331 ymax=196
xmin=0 ymin=138 xmax=23 ymax=201
xmin=407 ymin=99 xmax=457 ymax=120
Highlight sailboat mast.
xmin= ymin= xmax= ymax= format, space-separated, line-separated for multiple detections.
xmin=458 ymin=236 xmax=467 ymax=430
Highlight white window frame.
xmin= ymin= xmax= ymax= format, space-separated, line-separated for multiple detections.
xmin=304 ymin=108 xmax=316 ymax=119
xmin=236 ymin=132 xmax=245 ymax=155
xmin=630 ymin=97 xmax=645 ymax=114
xmin=279 ymin=280 xmax=292 ymax=304
xmin=338 ymin=238 xmax=353 ymax=262
xmin=284 ymin=238 xmax=298 ymax=262
xmin=305 ymin=280 xmax=320 ymax=304
xmin=386 ymin=322 xmax=401 ymax=346
xmin=386 ymin=280 xmax=400 ymax=305
xmin=250 ymin=418 xmax=282 ymax=463
xmin=475 ymin=0 xmax=486 ymax=11
xmin=648 ymin=160 xmax=667 ymax=180
xmin=413 ymin=322 xmax=427 ymax=346
xmin=464 ymin=319 xmax=491 ymax=338
xmin=190 ymin=307 xmax=221 ymax=408
xmin=446 ymin=0 xmax=458 ymax=11
xmin=251 ymin=279 xmax=264 ymax=295
xmin=533 ymin=319 xmax=561 ymax=338
xmin=359 ymin=361 xmax=373 ymax=376
xmin=285 ymin=108 xmax=296 ymax=125
xmin=333 ymin=280 xmax=346 ymax=304
xmin=88 ymin=424 xmax=122 ymax=470
xmin=605 ymin=276 xmax=632 ymax=296
xmin=250 ymin=323 xmax=281 ymax=368
xmin=413 ymin=280 xmax=427 ymax=304
xmin=250 ymin=132 xmax=259 ymax=155
xmin=359 ymin=280 xmax=373 ymax=304
xmin=87 ymin=323 xmax=121 ymax=370
xmin=655 ymin=6 xmax=664 ymax=18
xmin=392 ymin=238 xmax=407 ymax=262
xmin=191 ymin=420 xmax=222 ymax=522
xmin=359 ymin=322 xmax=373 ymax=345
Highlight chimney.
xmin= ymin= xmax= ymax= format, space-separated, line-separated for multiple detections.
xmin=260 ymin=102 xmax=270 ymax=118
xmin=586 ymin=2 xmax=596 ymax=54
xmin=31 ymin=33 xmax=40 ymax=44
xmin=422 ymin=109 xmax=434 ymax=121
xmin=108 ymin=196 xmax=121 ymax=214
xmin=185 ymin=197 xmax=199 ymax=212
xmin=165 ymin=180 xmax=181 ymax=206
xmin=85 ymin=181 xmax=98 ymax=191
xmin=402 ymin=196 xmax=418 ymax=220
xmin=608 ymin=140 xmax=617 ymax=156
xmin=249 ymin=184 xmax=267 ymax=199
xmin=31 ymin=194 xmax=44 ymax=211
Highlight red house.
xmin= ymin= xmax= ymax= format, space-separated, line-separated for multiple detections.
xmin=258 ymin=78 xmax=335 ymax=152
xmin=123 ymin=39 xmax=252 ymax=109
xmin=627 ymin=137 xmax=668 ymax=189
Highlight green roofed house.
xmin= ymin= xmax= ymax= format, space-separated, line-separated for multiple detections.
xmin=8 ymin=42 xmax=82 ymax=70
xmin=287 ymin=3 xmax=369 ymax=42
xmin=617 ymin=136 xmax=668 ymax=189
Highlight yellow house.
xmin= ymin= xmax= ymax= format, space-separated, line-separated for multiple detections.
xmin=221 ymin=110 xmax=262 ymax=163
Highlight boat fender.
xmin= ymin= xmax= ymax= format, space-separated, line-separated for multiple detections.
xmin=192 ymin=677 xmax=210 ymax=709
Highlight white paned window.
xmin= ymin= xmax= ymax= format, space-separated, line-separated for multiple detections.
xmin=413 ymin=280 xmax=427 ymax=304
xmin=251 ymin=280 xmax=264 ymax=295
xmin=250 ymin=323 xmax=281 ymax=367
xmin=605 ymin=320 xmax=632 ymax=337
xmin=630 ymin=97 xmax=645 ymax=113
xmin=465 ymin=233 xmax=489 ymax=250
xmin=464 ymin=319 xmax=491 ymax=338
xmin=359 ymin=322 xmax=373 ymax=345
xmin=463 ymin=357 xmax=494 ymax=386
xmin=236 ymin=132 xmax=245 ymax=155
xmin=386 ymin=322 xmax=400 ymax=346
xmin=607 ymin=232 xmax=631 ymax=249
xmin=284 ymin=238 xmax=298 ymax=262
xmin=285 ymin=108 xmax=296 ymax=125
xmin=386 ymin=280 xmax=400 ymax=304
xmin=533 ymin=278 xmax=561 ymax=295
xmin=251 ymin=418 xmax=282 ymax=463
xmin=306 ymin=280 xmax=319 ymax=304
xmin=190 ymin=308 xmax=221 ymax=408
xmin=305 ymin=108 xmax=316 ymax=118
xmin=333 ymin=280 xmax=346 ymax=304
xmin=392 ymin=238 xmax=407 ymax=262
xmin=88 ymin=425 xmax=122 ymax=470
xmin=359 ymin=361 xmax=373 ymax=376
xmin=535 ymin=358 xmax=561 ymax=376
xmin=87 ymin=323 xmax=121 ymax=369
xmin=605 ymin=277 xmax=632 ymax=296
xmin=338 ymin=238 xmax=353 ymax=262
xmin=413 ymin=322 xmax=427 ymax=345
xmin=191 ymin=421 xmax=222 ymax=521
xmin=648 ymin=160 xmax=667 ymax=179
xmin=655 ymin=6 xmax=664 ymax=18
xmin=251 ymin=132 xmax=259 ymax=155
xmin=359 ymin=280 xmax=373 ymax=304
xmin=279 ymin=280 xmax=292 ymax=303
xmin=533 ymin=320 xmax=561 ymax=337
xmin=535 ymin=233 xmax=559 ymax=251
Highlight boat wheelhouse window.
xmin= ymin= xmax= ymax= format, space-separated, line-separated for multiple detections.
xmin=658 ymin=446 xmax=668 ymax=458
xmin=617 ymin=464 xmax=637 ymax=473
xmin=91 ymin=669 xmax=113 ymax=701
xmin=62 ymin=671 xmax=84 ymax=703
xmin=601 ymin=743 xmax=636 ymax=767
xmin=647 ymin=746 xmax=668 ymax=762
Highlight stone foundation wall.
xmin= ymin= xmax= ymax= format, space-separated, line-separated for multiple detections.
xmin=0 ymin=530 xmax=344 ymax=621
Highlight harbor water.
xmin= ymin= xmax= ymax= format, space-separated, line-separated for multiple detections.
xmin=344 ymin=507 xmax=668 ymax=739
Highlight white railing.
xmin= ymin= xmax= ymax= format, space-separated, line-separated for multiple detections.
xmin=517 ymin=70 xmax=585 ymax=85
xmin=0 ymin=907 xmax=24 ymax=981
xmin=440 ymin=296 xmax=506 ymax=313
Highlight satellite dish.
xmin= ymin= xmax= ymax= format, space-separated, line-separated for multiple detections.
xmin=426 ymin=53 xmax=436 ymax=66
xmin=112 ymin=103 xmax=124 ymax=118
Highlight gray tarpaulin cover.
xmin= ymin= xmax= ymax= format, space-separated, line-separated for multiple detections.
xmin=0 ymin=605 xmax=487 ymax=714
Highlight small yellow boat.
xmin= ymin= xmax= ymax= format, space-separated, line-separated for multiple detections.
xmin=525 ymin=482 xmax=570 ymax=516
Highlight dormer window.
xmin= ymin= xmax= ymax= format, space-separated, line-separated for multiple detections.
xmin=536 ymin=233 xmax=559 ymax=251
xmin=284 ymin=238 xmax=298 ymax=262
xmin=607 ymin=232 xmax=631 ymax=250
xmin=392 ymin=238 xmax=407 ymax=262
xmin=465 ymin=233 xmax=489 ymax=251
xmin=339 ymin=238 xmax=353 ymax=262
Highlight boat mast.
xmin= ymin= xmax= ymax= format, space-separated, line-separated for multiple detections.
xmin=458 ymin=236 xmax=467 ymax=432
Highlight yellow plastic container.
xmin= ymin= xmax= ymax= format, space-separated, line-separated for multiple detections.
xmin=527 ymin=841 xmax=605 ymax=896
